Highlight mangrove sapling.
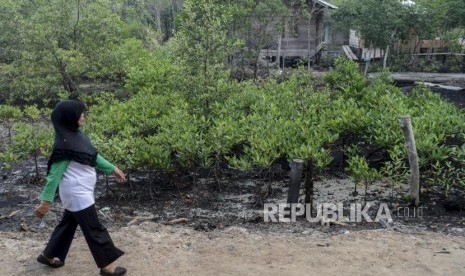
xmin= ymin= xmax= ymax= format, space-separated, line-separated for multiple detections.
xmin=0 ymin=105 xmax=22 ymax=145
xmin=148 ymin=168 xmax=154 ymax=200
xmin=346 ymin=154 xmax=380 ymax=205
xmin=1 ymin=108 xmax=52 ymax=182
xmin=105 ymin=174 xmax=112 ymax=198
xmin=381 ymin=145 xmax=410 ymax=203
xmin=253 ymin=168 xmax=273 ymax=207
xmin=213 ymin=153 xmax=223 ymax=192
xmin=264 ymin=167 xmax=275 ymax=201
xmin=345 ymin=146 xmax=361 ymax=196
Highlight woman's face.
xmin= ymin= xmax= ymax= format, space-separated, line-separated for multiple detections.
xmin=78 ymin=113 xmax=86 ymax=127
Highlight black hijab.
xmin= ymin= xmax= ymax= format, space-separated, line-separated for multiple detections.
xmin=46 ymin=100 xmax=98 ymax=174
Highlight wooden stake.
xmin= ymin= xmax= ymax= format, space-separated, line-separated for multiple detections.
xmin=277 ymin=34 xmax=281 ymax=70
xmin=287 ymin=159 xmax=304 ymax=204
xmin=400 ymin=116 xmax=420 ymax=206
xmin=304 ymin=158 xmax=314 ymax=210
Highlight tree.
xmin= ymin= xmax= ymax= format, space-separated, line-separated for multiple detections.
xmin=446 ymin=0 xmax=465 ymax=30
xmin=241 ymin=0 xmax=289 ymax=78
xmin=333 ymin=0 xmax=407 ymax=69
xmin=144 ymin=0 xmax=184 ymax=42
xmin=173 ymin=0 xmax=242 ymax=91
xmin=398 ymin=0 xmax=465 ymax=65
xmin=0 ymin=0 xmax=135 ymax=105
xmin=113 ymin=0 xmax=184 ymax=47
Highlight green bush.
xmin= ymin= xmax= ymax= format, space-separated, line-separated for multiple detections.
xmin=4 ymin=58 xmax=465 ymax=197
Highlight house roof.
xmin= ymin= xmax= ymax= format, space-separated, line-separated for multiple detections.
xmin=316 ymin=0 xmax=338 ymax=9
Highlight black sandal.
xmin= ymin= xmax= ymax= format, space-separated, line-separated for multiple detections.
xmin=37 ymin=253 xmax=64 ymax=268
xmin=100 ymin=266 xmax=127 ymax=276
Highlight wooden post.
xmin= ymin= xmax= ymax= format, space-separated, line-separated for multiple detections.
xmin=304 ymin=158 xmax=314 ymax=210
xmin=287 ymin=159 xmax=304 ymax=204
xmin=307 ymin=13 xmax=311 ymax=70
xmin=277 ymin=34 xmax=281 ymax=69
xmin=400 ymin=116 xmax=420 ymax=206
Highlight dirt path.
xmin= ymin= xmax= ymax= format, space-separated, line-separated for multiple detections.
xmin=368 ymin=72 xmax=465 ymax=85
xmin=1 ymin=223 xmax=464 ymax=276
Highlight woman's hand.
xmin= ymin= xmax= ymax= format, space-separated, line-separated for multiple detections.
xmin=35 ymin=201 xmax=51 ymax=219
xmin=113 ymin=168 xmax=126 ymax=183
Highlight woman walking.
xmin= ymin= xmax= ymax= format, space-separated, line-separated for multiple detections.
xmin=35 ymin=100 xmax=127 ymax=276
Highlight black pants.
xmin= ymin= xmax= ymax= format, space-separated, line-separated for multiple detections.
xmin=43 ymin=204 xmax=124 ymax=268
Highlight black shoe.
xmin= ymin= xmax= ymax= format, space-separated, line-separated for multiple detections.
xmin=100 ymin=267 xmax=127 ymax=276
xmin=36 ymin=253 xmax=64 ymax=268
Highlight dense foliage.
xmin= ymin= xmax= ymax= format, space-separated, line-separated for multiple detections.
xmin=1 ymin=0 xmax=465 ymax=201
xmin=3 ymin=58 xmax=465 ymax=198
xmin=332 ymin=0 xmax=465 ymax=71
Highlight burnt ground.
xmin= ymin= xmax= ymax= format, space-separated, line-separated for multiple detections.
xmin=391 ymin=73 xmax=465 ymax=108
xmin=1 ymin=95 xmax=465 ymax=275
xmin=1 ymin=75 xmax=465 ymax=243
xmin=0 ymin=154 xmax=464 ymax=237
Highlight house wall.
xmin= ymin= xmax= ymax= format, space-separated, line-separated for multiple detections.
xmin=329 ymin=30 xmax=347 ymax=46
xmin=260 ymin=13 xmax=324 ymax=58
xmin=258 ymin=0 xmax=338 ymax=64
xmin=348 ymin=29 xmax=383 ymax=59
xmin=349 ymin=30 xmax=361 ymax=48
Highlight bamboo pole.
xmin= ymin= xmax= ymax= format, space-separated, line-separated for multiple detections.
xmin=400 ymin=116 xmax=420 ymax=207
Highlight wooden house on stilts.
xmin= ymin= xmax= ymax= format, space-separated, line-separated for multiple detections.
xmin=260 ymin=0 xmax=337 ymax=67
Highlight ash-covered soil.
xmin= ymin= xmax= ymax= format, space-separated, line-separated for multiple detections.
xmin=1 ymin=156 xmax=465 ymax=275
xmin=1 ymin=155 xmax=464 ymax=236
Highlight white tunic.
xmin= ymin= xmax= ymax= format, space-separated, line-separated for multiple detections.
xmin=59 ymin=161 xmax=97 ymax=212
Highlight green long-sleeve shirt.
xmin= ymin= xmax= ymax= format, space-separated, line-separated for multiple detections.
xmin=40 ymin=154 xmax=117 ymax=202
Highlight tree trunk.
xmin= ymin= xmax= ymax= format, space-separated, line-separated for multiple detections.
xmin=364 ymin=61 xmax=369 ymax=76
xmin=7 ymin=122 xmax=12 ymax=144
xmin=61 ymin=71 xmax=77 ymax=94
xmin=426 ymin=45 xmax=433 ymax=61
xmin=34 ymin=150 xmax=40 ymax=179
xmin=307 ymin=12 xmax=312 ymax=70
xmin=383 ymin=45 xmax=390 ymax=69
xmin=155 ymin=6 xmax=162 ymax=36
xmin=277 ymin=34 xmax=281 ymax=70
xmin=461 ymin=35 xmax=465 ymax=72
xmin=411 ymin=38 xmax=421 ymax=70
xmin=253 ymin=50 xmax=259 ymax=80
xmin=73 ymin=0 xmax=81 ymax=49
